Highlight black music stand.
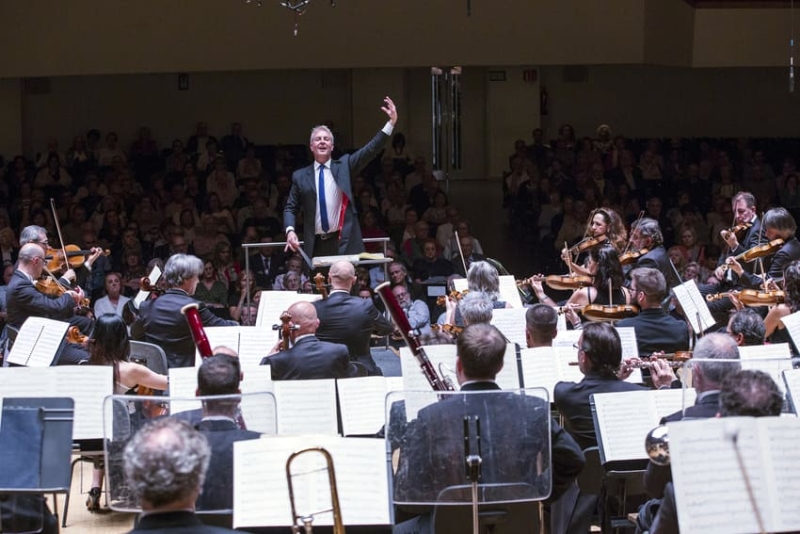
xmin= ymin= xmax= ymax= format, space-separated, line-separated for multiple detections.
xmin=0 ymin=397 xmax=74 ymax=534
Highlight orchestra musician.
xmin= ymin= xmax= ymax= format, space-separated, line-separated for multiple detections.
xmin=533 ymin=245 xmax=633 ymax=328
xmin=710 ymin=191 xmax=763 ymax=283
xmin=764 ymin=260 xmax=800 ymax=354
xmin=727 ymin=307 xmax=767 ymax=347
xmin=137 ymin=254 xmax=237 ymax=368
xmin=6 ymin=243 xmax=89 ymax=364
xmin=561 ymin=207 xmax=627 ymax=277
xmin=627 ymin=217 xmax=682 ymax=290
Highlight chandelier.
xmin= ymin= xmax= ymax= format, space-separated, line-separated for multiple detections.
xmin=242 ymin=0 xmax=336 ymax=36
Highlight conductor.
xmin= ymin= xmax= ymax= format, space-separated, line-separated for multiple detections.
xmin=284 ymin=96 xmax=398 ymax=258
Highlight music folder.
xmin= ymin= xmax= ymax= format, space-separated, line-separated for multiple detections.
xmin=6 ymin=316 xmax=70 ymax=367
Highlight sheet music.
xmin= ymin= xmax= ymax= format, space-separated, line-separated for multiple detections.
xmin=593 ymin=390 xmax=659 ymax=463
xmin=519 ymin=347 xmax=560 ymax=398
xmin=553 ymin=329 xmax=581 ymax=349
xmin=238 ymin=327 xmax=276 ymax=368
xmin=233 ymin=436 xmax=390 ymax=529
xmin=0 ymin=366 xmax=112 ymax=439
xmin=337 ymin=376 xmax=390 ymax=436
xmin=763 ymin=418 xmax=800 ymax=530
xmin=738 ymin=343 xmax=792 ymax=394
xmin=199 ymin=326 xmax=243 ymax=362
xmin=614 ymin=327 xmax=639 ymax=360
xmin=400 ymin=345 xmax=454 ymax=419
xmin=653 ymin=388 xmax=695 ymax=422
xmin=783 ymin=368 xmax=800 ymax=413
xmin=273 ymin=380 xmax=337 ymax=435
xmin=672 ymin=280 xmax=715 ymax=334
xmin=779 ymin=310 xmax=800 ymax=352
xmin=239 ymin=366 xmax=276 ymax=434
xmin=498 ymin=275 xmax=523 ymax=307
xmin=167 ymin=367 xmax=202 ymax=414
xmin=670 ymin=418 xmax=776 ymax=534
xmin=255 ymin=291 xmax=321 ymax=328
xmin=133 ymin=265 xmax=161 ymax=307
xmin=490 ymin=307 xmax=528 ymax=347
xmin=7 ymin=316 xmax=70 ymax=367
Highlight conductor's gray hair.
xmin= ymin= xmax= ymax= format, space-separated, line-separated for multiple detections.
xmin=467 ymin=261 xmax=501 ymax=302
xmin=163 ymin=254 xmax=204 ymax=287
xmin=123 ymin=418 xmax=210 ymax=508
xmin=309 ymin=125 xmax=334 ymax=145
xmin=459 ymin=291 xmax=494 ymax=325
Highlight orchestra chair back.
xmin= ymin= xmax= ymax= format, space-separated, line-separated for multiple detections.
xmin=0 ymin=397 xmax=74 ymax=533
xmin=387 ymin=388 xmax=551 ymax=534
xmin=128 ymin=340 xmax=168 ymax=376
xmin=103 ymin=393 xmax=275 ymax=515
xmin=2 ymin=324 xmax=20 ymax=367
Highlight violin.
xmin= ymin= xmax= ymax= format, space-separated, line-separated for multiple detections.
xmin=35 ymin=276 xmax=91 ymax=309
xmin=521 ymin=274 xmax=593 ymax=292
xmin=45 ymin=245 xmax=109 ymax=275
xmin=66 ymin=325 xmax=88 ymax=345
xmin=567 ymin=236 xmax=608 ymax=255
xmin=313 ymin=272 xmax=328 ymax=299
xmin=581 ymin=303 xmax=640 ymax=322
xmin=619 ymin=248 xmax=650 ymax=266
xmin=431 ymin=323 xmax=463 ymax=337
xmin=737 ymin=239 xmax=784 ymax=263
xmin=723 ymin=222 xmax=752 ymax=237
xmin=706 ymin=289 xmax=785 ymax=307
xmin=436 ymin=289 xmax=469 ymax=308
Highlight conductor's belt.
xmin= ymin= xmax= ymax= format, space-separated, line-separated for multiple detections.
xmin=316 ymin=231 xmax=339 ymax=241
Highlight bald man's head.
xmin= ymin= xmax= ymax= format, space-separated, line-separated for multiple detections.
xmin=329 ymin=261 xmax=356 ymax=290
xmin=287 ymin=301 xmax=320 ymax=335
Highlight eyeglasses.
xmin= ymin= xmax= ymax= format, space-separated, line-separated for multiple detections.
xmin=572 ymin=343 xmax=585 ymax=352
xmin=36 ymin=240 xmax=49 ymax=246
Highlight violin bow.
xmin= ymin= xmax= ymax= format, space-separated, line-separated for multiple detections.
xmin=49 ymin=198 xmax=71 ymax=278
xmin=622 ymin=210 xmax=644 ymax=256
xmin=564 ymin=241 xmax=574 ymax=276
xmin=455 ymin=230 xmax=468 ymax=276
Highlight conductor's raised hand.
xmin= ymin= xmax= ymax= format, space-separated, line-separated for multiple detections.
xmin=382 ymin=96 xmax=398 ymax=126
xmin=285 ymin=230 xmax=300 ymax=253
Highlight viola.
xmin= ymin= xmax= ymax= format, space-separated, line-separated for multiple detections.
xmin=737 ymin=239 xmax=784 ymax=263
xmin=581 ymin=303 xmax=640 ymax=322
xmin=523 ymin=274 xmax=593 ymax=292
xmin=140 ymin=276 xmax=166 ymax=296
xmin=136 ymin=385 xmax=168 ymax=418
xmin=567 ymin=236 xmax=608 ymax=255
xmin=45 ymin=245 xmax=109 ymax=275
xmin=619 ymin=248 xmax=650 ymax=266
xmin=66 ymin=325 xmax=88 ymax=345
xmin=35 ymin=276 xmax=91 ymax=309
xmin=706 ymin=289 xmax=785 ymax=307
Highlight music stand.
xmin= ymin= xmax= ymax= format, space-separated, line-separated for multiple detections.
xmin=388 ymin=388 xmax=551 ymax=534
xmin=0 ymin=397 xmax=74 ymax=534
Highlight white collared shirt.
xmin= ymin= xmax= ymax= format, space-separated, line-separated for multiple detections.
xmin=314 ymin=160 xmax=343 ymax=235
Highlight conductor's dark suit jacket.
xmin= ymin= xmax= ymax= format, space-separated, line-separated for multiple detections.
xmin=260 ymin=335 xmax=358 ymax=380
xmin=127 ymin=510 xmax=239 ymax=533
xmin=313 ymin=290 xmax=394 ymax=374
xmin=394 ymin=382 xmax=585 ymax=508
xmin=616 ymin=308 xmax=690 ymax=356
xmin=138 ymin=288 xmax=237 ymax=368
xmin=284 ymin=129 xmax=390 ymax=258
xmin=554 ymin=372 xmax=646 ymax=450
xmin=195 ymin=418 xmax=261 ymax=511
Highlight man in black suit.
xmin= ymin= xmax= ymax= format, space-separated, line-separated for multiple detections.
xmin=711 ymin=191 xmax=763 ymax=282
xmin=313 ymin=260 xmax=394 ymax=375
xmin=123 ymin=418 xmax=239 ymax=534
xmin=6 ymin=243 xmax=89 ymax=364
xmin=194 ymin=355 xmax=261 ymax=511
xmin=261 ymin=300 xmax=359 ymax=380
xmin=284 ymin=96 xmax=397 ymax=258
xmin=616 ymin=268 xmax=689 ymax=357
xmin=138 ymin=254 xmax=237 ymax=368
xmin=393 ymin=323 xmax=585 ymax=534
xmin=726 ymin=307 xmax=766 ymax=347
xmin=628 ymin=218 xmax=681 ymax=291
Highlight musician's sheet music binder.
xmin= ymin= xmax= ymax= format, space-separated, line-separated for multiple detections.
xmin=452 ymin=275 xmax=522 ymax=308
xmin=671 ymin=280 xmax=715 ymax=334
xmin=782 ymin=368 xmax=800 ymax=413
xmin=233 ymin=436 xmax=390 ymax=529
xmin=336 ymin=376 xmax=404 ymax=436
xmin=196 ymin=325 xmax=276 ymax=368
xmin=738 ymin=343 xmax=793 ymax=394
xmin=490 ymin=308 xmax=528 ymax=347
xmin=255 ymin=290 xmax=321 ymax=328
xmin=591 ymin=388 xmax=696 ymax=465
xmin=778 ymin=309 xmax=800 ymax=351
xmin=133 ymin=265 xmax=161 ymax=307
xmin=0 ymin=366 xmax=111 ymax=439
xmin=670 ymin=416 xmax=800 ymax=534
xmin=6 ymin=317 xmax=70 ymax=367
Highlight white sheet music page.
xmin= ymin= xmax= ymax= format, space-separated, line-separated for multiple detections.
xmin=233 ymin=436 xmax=390 ymax=529
xmin=56 ymin=367 xmax=112 ymax=440
xmin=256 ymin=291 xmax=321 ymax=328
xmin=496 ymin=343 xmax=520 ymax=389
xmin=400 ymin=345 xmax=455 ymax=419
xmin=519 ymin=347 xmax=560 ymax=398
xmin=167 ymin=367 xmax=202 ymax=415
xmin=614 ymin=327 xmax=639 ymax=360
xmin=337 ymin=376 xmax=389 ymax=436
xmin=653 ymin=388 xmax=695 ymax=422
xmin=490 ymin=308 xmax=528 ymax=347
xmin=199 ymin=326 xmax=242 ymax=361
xmin=7 ymin=316 xmax=70 ymax=367
xmin=555 ymin=345 xmax=584 ymax=383
xmin=592 ymin=390 xmax=658 ymax=463
xmin=498 ymin=275 xmax=523 ymax=307
xmin=738 ymin=343 xmax=793 ymax=394
xmin=273 ymin=379 xmax=337 ymax=435
xmin=762 ymin=417 xmax=800 ymax=530
xmin=783 ymin=368 xmax=800 ymax=413
xmin=133 ymin=265 xmax=161 ymax=307
xmin=672 ymin=280 xmax=714 ymax=335
xmin=237 ymin=326 xmax=276 ymax=368
xmin=240 ymin=366 xmax=276 ymax=434
xmin=553 ymin=329 xmax=581 ymax=349
xmin=670 ymin=418 xmax=774 ymax=534
xmin=779 ymin=309 xmax=800 ymax=352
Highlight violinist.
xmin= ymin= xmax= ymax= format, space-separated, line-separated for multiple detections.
xmin=536 ymin=246 xmax=632 ymax=328
xmin=711 ymin=191 xmax=763 ymax=283
xmin=259 ymin=301 xmax=360 ymax=380
xmin=561 ymin=207 xmax=627 ymax=277
xmin=6 ymin=243 xmax=89 ymax=364
xmin=616 ymin=268 xmax=690 ymax=357
xmin=723 ymin=208 xmax=800 ymax=290
xmin=728 ymin=308 xmax=766 ymax=347
xmin=763 ymin=261 xmax=800 ymax=354
xmin=627 ymin=217 xmax=682 ymax=290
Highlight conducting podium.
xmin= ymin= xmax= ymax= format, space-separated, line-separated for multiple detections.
xmin=388 ymin=388 xmax=552 ymax=534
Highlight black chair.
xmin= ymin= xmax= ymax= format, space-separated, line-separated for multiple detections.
xmin=2 ymin=324 xmax=19 ymax=367
xmin=432 ymin=490 xmax=542 ymax=534
xmin=129 ymin=341 xmax=168 ymax=376
xmin=0 ymin=397 xmax=74 ymax=533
